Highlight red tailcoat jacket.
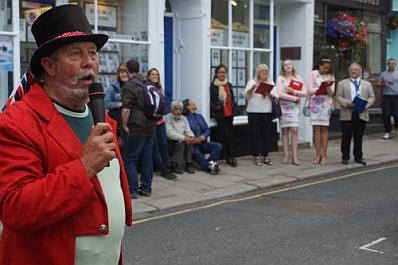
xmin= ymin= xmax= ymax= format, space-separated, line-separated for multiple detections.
xmin=0 ymin=84 xmax=133 ymax=265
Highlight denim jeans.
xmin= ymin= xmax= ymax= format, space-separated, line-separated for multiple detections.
xmin=123 ymin=132 xmax=154 ymax=194
xmin=192 ymin=141 xmax=222 ymax=170
xmin=153 ymin=123 xmax=171 ymax=174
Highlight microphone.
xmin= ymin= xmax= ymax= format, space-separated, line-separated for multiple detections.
xmin=88 ymin=82 xmax=106 ymax=124
xmin=88 ymin=82 xmax=109 ymax=167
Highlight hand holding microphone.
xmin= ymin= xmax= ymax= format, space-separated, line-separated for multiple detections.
xmin=80 ymin=83 xmax=115 ymax=177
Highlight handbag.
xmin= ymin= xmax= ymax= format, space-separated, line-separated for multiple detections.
xmin=302 ymin=98 xmax=310 ymax=117
xmin=271 ymin=97 xmax=282 ymax=118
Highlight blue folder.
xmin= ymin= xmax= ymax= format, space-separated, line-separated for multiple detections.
xmin=353 ymin=96 xmax=368 ymax=113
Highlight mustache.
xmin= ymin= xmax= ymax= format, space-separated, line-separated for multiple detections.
xmin=70 ymin=71 xmax=98 ymax=85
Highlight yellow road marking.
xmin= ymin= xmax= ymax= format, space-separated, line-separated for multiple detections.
xmin=133 ymin=164 xmax=398 ymax=225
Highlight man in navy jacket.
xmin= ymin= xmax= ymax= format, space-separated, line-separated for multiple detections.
xmin=183 ymin=99 xmax=222 ymax=174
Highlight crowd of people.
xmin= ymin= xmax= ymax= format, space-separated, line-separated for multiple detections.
xmin=105 ymin=54 xmax=398 ymax=200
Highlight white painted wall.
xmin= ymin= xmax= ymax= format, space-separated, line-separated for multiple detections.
xmin=170 ymin=0 xmax=210 ymax=119
xmin=275 ymin=0 xmax=314 ymax=143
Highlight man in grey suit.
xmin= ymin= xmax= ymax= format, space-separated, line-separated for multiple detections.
xmin=335 ymin=63 xmax=375 ymax=165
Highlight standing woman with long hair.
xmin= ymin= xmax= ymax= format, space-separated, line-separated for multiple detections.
xmin=147 ymin=68 xmax=177 ymax=180
xmin=210 ymin=64 xmax=237 ymax=167
xmin=277 ymin=59 xmax=307 ymax=165
xmin=105 ymin=63 xmax=129 ymax=142
xmin=307 ymin=56 xmax=335 ymax=165
xmin=245 ymin=64 xmax=275 ymax=166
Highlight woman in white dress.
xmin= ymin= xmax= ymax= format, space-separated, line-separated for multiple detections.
xmin=277 ymin=60 xmax=307 ymax=165
xmin=307 ymin=56 xmax=335 ymax=165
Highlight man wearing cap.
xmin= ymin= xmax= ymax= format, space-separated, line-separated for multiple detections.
xmin=0 ymin=5 xmax=132 ymax=265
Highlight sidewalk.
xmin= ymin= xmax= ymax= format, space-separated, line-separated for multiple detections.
xmin=133 ymin=133 xmax=398 ymax=218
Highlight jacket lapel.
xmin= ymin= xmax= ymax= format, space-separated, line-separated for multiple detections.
xmin=25 ymin=84 xmax=83 ymax=160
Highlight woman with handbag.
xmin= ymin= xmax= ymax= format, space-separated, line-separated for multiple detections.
xmin=307 ymin=56 xmax=335 ymax=165
xmin=244 ymin=64 xmax=275 ymax=166
xmin=210 ymin=64 xmax=237 ymax=167
xmin=277 ymin=59 xmax=307 ymax=165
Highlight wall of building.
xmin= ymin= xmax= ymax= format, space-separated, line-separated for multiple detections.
xmin=275 ymin=1 xmax=314 ymax=143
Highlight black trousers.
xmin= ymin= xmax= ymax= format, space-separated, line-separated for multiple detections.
xmin=248 ymin=112 xmax=273 ymax=157
xmin=340 ymin=112 xmax=366 ymax=161
xmin=216 ymin=116 xmax=235 ymax=158
xmin=382 ymin=95 xmax=398 ymax=133
xmin=168 ymin=140 xmax=193 ymax=169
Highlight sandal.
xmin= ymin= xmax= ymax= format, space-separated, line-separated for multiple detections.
xmin=263 ymin=157 xmax=273 ymax=166
xmin=255 ymin=156 xmax=263 ymax=166
xmin=319 ymin=156 xmax=328 ymax=165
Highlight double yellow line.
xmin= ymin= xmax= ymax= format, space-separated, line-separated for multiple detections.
xmin=134 ymin=164 xmax=398 ymax=225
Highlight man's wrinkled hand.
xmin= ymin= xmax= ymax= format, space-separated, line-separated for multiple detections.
xmin=80 ymin=123 xmax=116 ymax=177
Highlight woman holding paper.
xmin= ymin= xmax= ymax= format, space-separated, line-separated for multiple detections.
xmin=245 ymin=64 xmax=275 ymax=166
xmin=307 ymin=56 xmax=335 ymax=165
xmin=277 ymin=59 xmax=307 ymax=165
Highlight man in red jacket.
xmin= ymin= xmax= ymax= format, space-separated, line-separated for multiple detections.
xmin=0 ymin=4 xmax=132 ymax=265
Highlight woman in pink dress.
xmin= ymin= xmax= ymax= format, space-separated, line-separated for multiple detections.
xmin=307 ymin=56 xmax=335 ymax=165
xmin=276 ymin=60 xmax=307 ymax=165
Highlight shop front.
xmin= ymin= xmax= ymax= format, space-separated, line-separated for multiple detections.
xmin=314 ymin=0 xmax=391 ymax=134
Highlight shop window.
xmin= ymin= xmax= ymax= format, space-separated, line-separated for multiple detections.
xmin=232 ymin=0 xmax=249 ymax=49
xmin=98 ymin=42 xmax=148 ymax=91
xmin=210 ymin=0 xmax=273 ymax=117
xmin=254 ymin=0 xmax=270 ymax=49
xmin=19 ymin=0 xmax=149 ymax=79
xmin=231 ymin=50 xmax=249 ymax=113
xmin=211 ymin=0 xmax=228 ymax=46
xmin=0 ymin=0 xmax=12 ymax=31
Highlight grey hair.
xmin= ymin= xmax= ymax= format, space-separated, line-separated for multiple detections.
xmin=171 ymin=100 xmax=183 ymax=108
xmin=254 ymin=64 xmax=269 ymax=83
xmin=348 ymin=62 xmax=362 ymax=74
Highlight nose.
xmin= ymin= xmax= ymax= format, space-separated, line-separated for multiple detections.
xmin=81 ymin=51 xmax=97 ymax=69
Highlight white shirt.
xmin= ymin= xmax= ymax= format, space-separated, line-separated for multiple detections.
xmin=349 ymin=77 xmax=362 ymax=100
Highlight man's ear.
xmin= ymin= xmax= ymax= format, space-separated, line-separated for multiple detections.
xmin=40 ymin=57 xmax=57 ymax=77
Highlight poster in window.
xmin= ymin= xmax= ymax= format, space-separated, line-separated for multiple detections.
xmin=0 ymin=37 xmax=13 ymax=72
xmin=238 ymin=51 xmax=246 ymax=68
xmin=106 ymin=53 xmax=119 ymax=73
xmin=237 ymin=69 xmax=246 ymax=86
xmin=19 ymin=19 xmax=26 ymax=42
xmin=85 ymin=4 xmax=117 ymax=28
xmin=211 ymin=49 xmax=221 ymax=67
xmin=98 ymin=53 xmax=109 ymax=73
xmin=232 ymin=50 xmax=237 ymax=67
xmin=237 ymin=88 xmax=246 ymax=106
xmin=231 ymin=69 xmax=237 ymax=86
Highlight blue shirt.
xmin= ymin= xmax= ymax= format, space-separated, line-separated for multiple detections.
xmin=379 ymin=70 xmax=398 ymax=95
xmin=185 ymin=112 xmax=210 ymax=139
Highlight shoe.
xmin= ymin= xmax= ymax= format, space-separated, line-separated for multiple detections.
xmin=227 ymin=157 xmax=237 ymax=167
xmin=185 ymin=164 xmax=195 ymax=174
xmin=161 ymin=171 xmax=177 ymax=180
xmin=292 ymin=158 xmax=300 ymax=166
xmin=383 ymin=133 xmax=390 ymax=140
xmin=208 ymin=161 xmax=220 ymax=175
xmin=355 ymin=158 xmax=367 ymax=166
xmin=341 ymin=159 xmax=349 ymax=165
xmin=319 ymin=156 xmax=328 ymax=165
xmin=130 ymin=193 xmax=138 ymax=199
xmin=254 ymin=156 xmax=263 ymax=166
xmin=263 ymin=157 xmax=273 ymax=166
xmin=138 ymin=190 xmax=151 ymax=197
xmin=171 ymin=163 xmax=184 ymax=174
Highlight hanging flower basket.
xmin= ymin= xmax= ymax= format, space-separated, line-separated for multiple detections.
xmin=326 ymin=14 xmax=368 ymax=52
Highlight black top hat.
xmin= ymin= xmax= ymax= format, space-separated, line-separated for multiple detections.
xmin=30 ymin=4 xmax=108 ymax=77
